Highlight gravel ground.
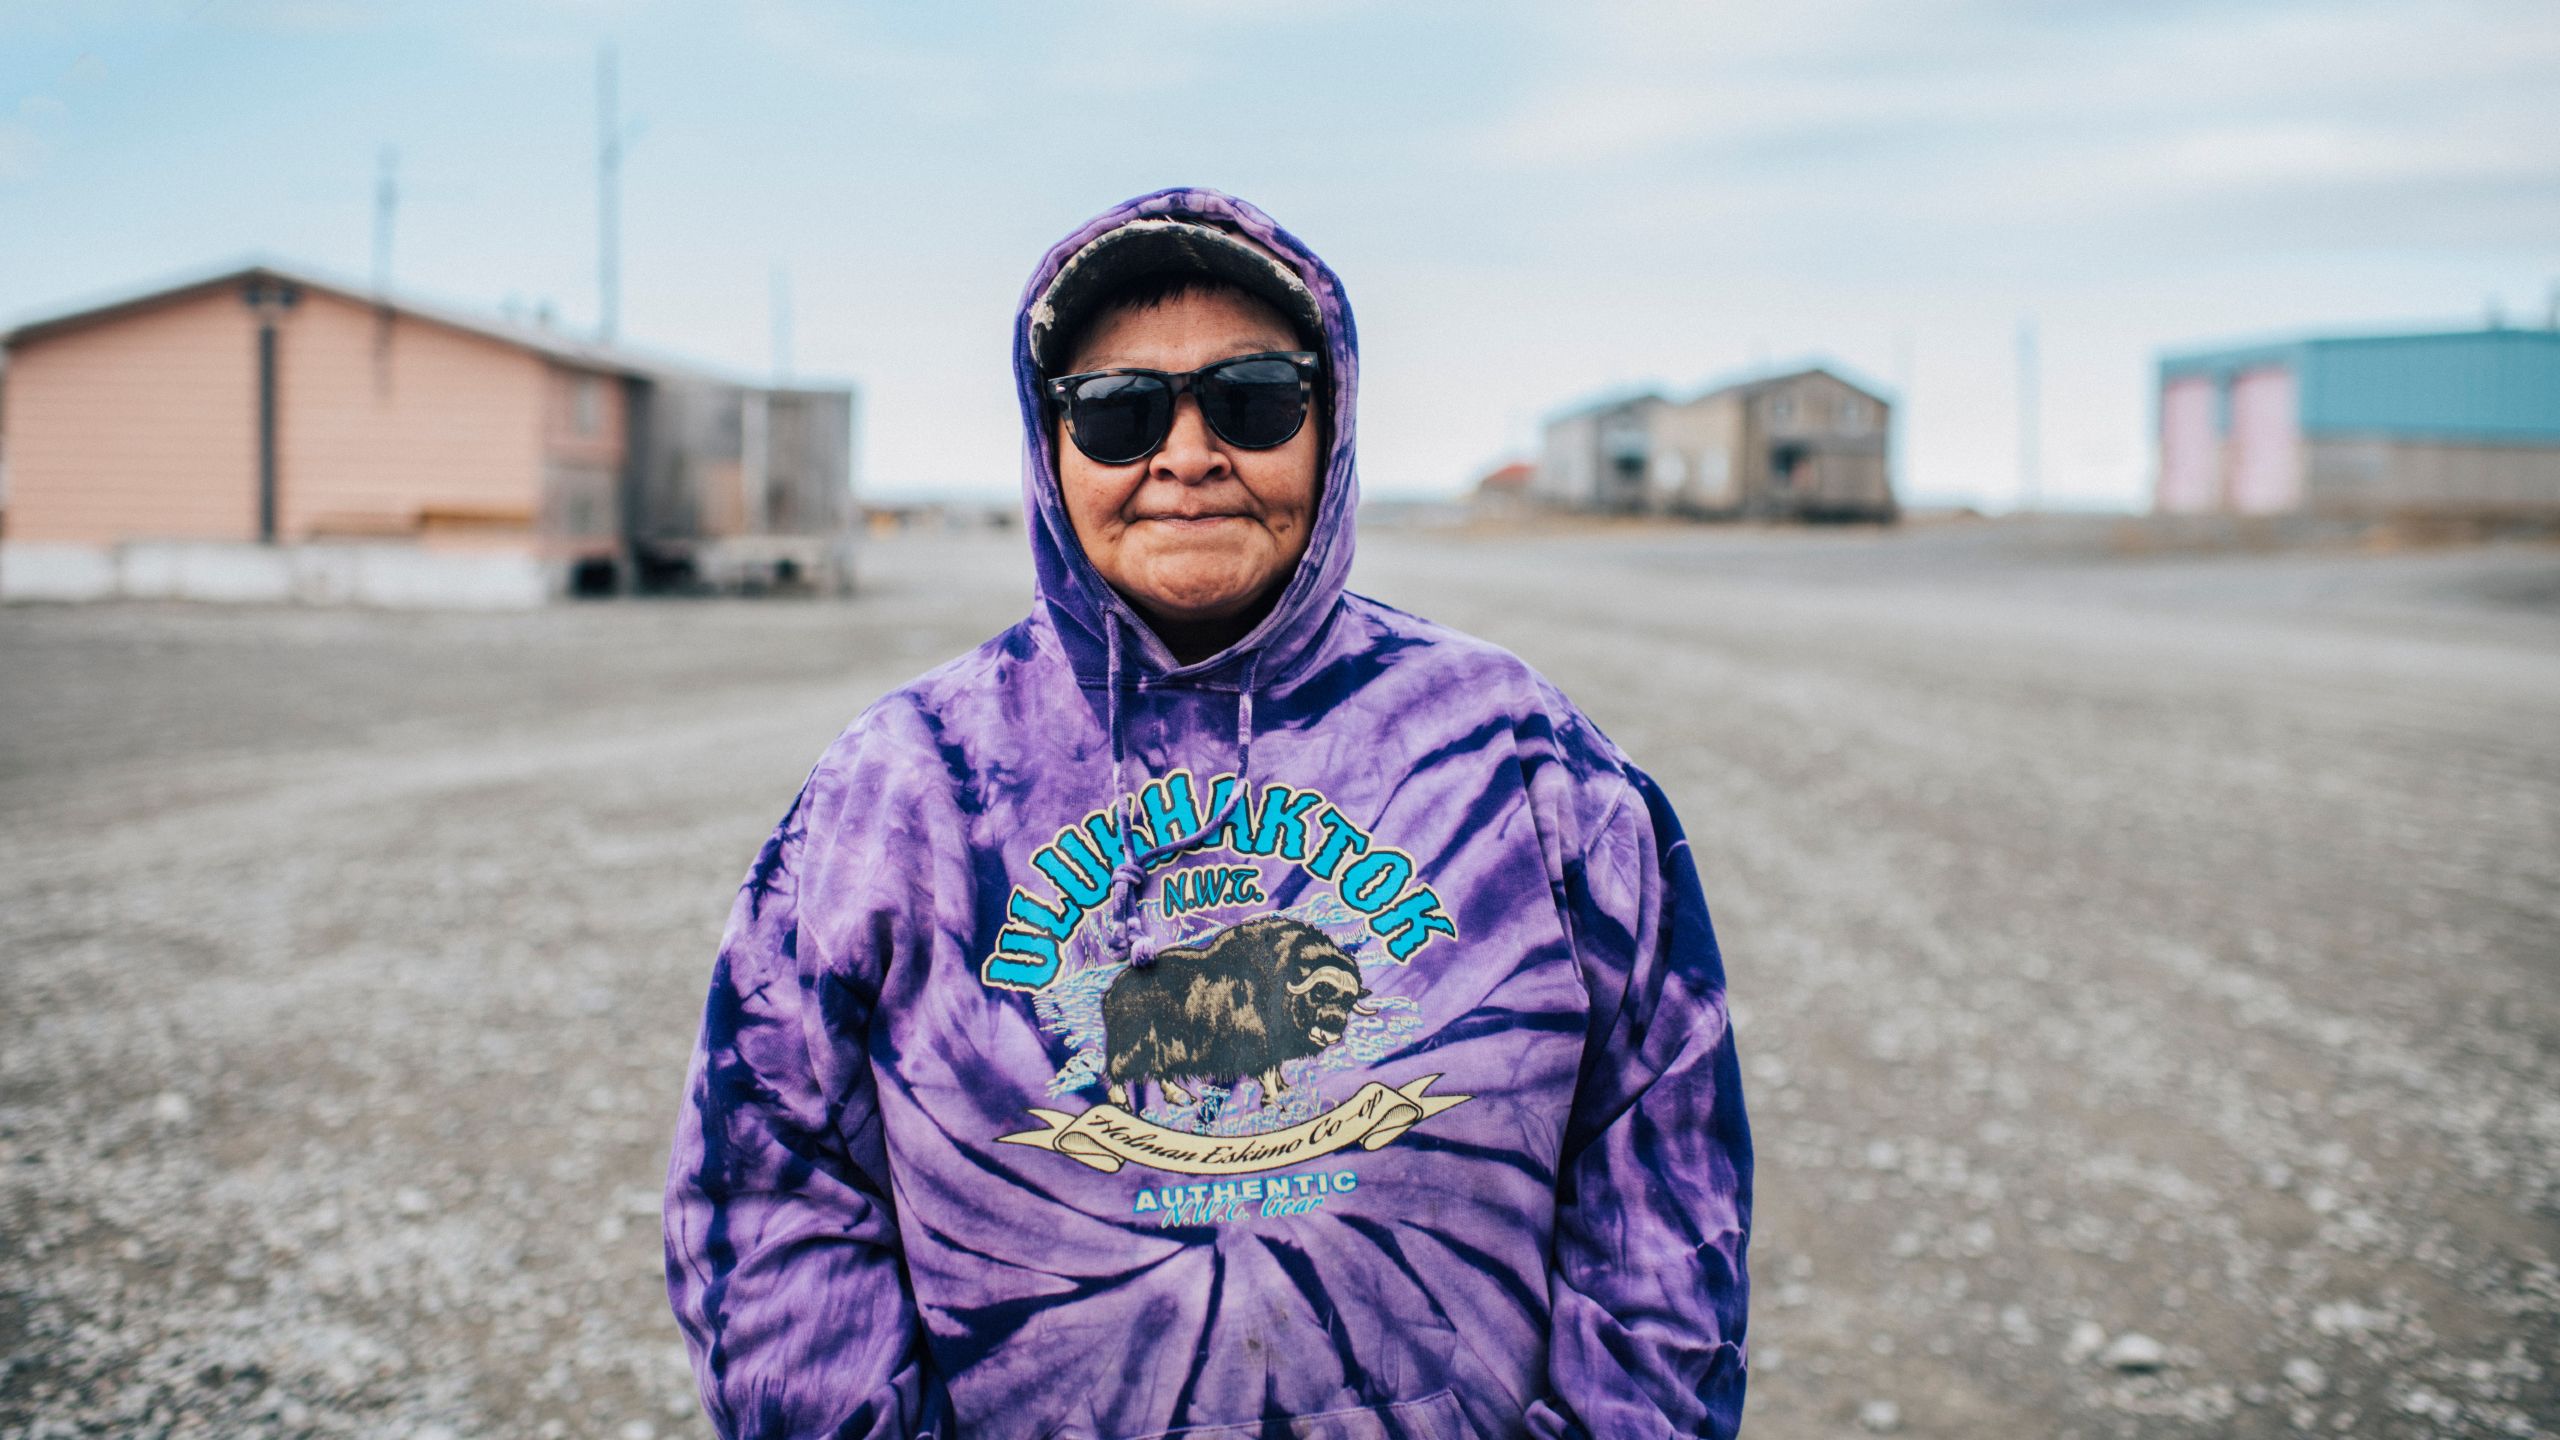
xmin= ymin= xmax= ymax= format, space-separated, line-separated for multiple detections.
xmin=2 ymin=517 xmax=2554 ymax=1439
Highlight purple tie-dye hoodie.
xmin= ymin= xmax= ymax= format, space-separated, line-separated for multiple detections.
xmin=664 ymin=189 xmax=1751 ymax=1440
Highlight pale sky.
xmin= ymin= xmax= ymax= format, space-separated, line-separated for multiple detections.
xmin=4 ymin=0 xmax=2556 ymax=508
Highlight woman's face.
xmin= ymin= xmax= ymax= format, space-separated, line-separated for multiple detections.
xmin=1054 ymin=288 xmax=1322 ymax=636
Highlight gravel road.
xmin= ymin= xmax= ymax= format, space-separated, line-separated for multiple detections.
xmin=3 ymin=518 xmax=2555 ymax=1439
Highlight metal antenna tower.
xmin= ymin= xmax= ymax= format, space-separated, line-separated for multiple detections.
xmin=598 ymin=44 xmax=621 ymax=342
xmin=2016 ymin=317 xmax=2041 ymax=513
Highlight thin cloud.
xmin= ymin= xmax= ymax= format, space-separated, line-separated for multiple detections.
xmin=1470 ymin=0 xmax=2560 ymax=199
xmin=0 ymin=122 xmax=45 ymax=182
xmin=1451 ymin=0 xmax=2560 ymax=284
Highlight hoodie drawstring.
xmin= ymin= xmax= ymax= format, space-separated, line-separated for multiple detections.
xmin=1097 ymin=614 xmax=1259 ymax=969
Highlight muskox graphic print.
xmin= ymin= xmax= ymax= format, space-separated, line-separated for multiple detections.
xmin=1102 ymin=916 xmax=1369 ymax=1109
xmin=992 ymin=773 xmax=1469 ymax=1179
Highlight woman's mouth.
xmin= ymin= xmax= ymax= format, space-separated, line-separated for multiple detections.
xmin=1136 ymin=513 xmax=1249 ymax=530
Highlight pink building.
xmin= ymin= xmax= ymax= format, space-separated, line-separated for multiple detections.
xmin=0 ymin=264 xmax=853 ymax=605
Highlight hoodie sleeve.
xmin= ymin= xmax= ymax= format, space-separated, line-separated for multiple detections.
xmin=1527 ymin=761 xmax=1753 ymax=1440
xmin=663 ymin=767 xmax=950 ymax=1440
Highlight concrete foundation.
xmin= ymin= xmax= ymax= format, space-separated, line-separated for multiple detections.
xmin=685 ymin=534 xmax=858 ymax=595
xmin=2305 ymin=436 xmax=2560 ymax=518
xmin=0 ymin=541 xmax=552 ymax=609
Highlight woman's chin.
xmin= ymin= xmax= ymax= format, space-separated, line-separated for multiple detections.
xmin=1122 ymin=555 xmax=1274 ymax=624
xmin=1128 ymin=577 xmax=1258 ymax=625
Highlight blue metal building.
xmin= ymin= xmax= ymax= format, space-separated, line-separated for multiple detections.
xmin=2155 ymin=327 xmax=2560 ymax=518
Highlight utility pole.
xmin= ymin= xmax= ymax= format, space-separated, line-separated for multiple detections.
xmin=598 ymin=43 xmax=621 ymax=343
xmin=1891 ymin=326 xmax=1914 ymax=503
xmin=2016 ymin=316 xmax=2041 ymax=514
xmin=771 ymin=263 xmax=794 ymax=383
xmin=372 ymin=145 xmax=398 ymax=390
xmin=373 ymin=146 xmax=398 ymax=295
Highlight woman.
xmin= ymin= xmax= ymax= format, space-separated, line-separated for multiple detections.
xmin=665 ymin=188 xmax=1751 ymax=1440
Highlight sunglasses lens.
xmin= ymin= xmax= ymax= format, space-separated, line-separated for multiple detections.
xmin=1067 ymin=373 xmax=1172 ymax=465
xmin=1198 ymin=357 xmax=1310 ymax=449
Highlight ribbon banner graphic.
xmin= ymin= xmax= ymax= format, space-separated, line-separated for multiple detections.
xmin=998 ymin=1074 xmax=1471 ymax=1176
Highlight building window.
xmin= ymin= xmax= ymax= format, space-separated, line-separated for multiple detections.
xmin=1769 ymin=395 xmax=1795 ymax=424
xmin=1601 ymin=414 xmax=1648 ymax=464
xmin=573 ymin=376 xmax=602 ymax=436
xmin=1840 ymin=398 xmax=1870 ymax=433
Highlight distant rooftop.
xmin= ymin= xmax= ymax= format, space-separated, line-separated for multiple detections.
xmin=1689 ymin=360 xmax=1895 ymax=405
xmin=2158 ymin=325 xmax=2560 ymax=443
xmin=1541 ymin=385 xmax=1666 ymax=425
xmin=2160 ymin=323 xmax=2560 ymax=376
xmin=1543 ymin=361 xmax=1894 ymax=425
xmin=1 ymin=258 xmax=762 ymax=387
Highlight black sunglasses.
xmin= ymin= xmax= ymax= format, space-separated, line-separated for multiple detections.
xmin=1046 ymin=351 xmax=1320 ymax=466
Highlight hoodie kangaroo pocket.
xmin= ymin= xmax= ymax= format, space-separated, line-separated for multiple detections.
xmin=1118 ymin=1388 xmax=1465 ymax=1440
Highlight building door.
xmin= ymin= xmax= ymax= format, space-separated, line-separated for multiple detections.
xmin=2157 ymin=377 xmax=2220 ymax=513
xmin=2226 ymin=366 xmax=2302 ymax=514
xmin=1769 ymin=442 xmax=1809 ymax=509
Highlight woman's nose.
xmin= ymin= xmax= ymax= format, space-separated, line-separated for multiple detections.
xmin=1150 ymin=397 xmax=1229 ymax=481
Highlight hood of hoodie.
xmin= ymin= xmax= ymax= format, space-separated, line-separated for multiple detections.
xmin=1012 ymin=187 xmax=1361 ymax=687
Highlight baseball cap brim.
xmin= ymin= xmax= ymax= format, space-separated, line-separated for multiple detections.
xmin=1030 ymin=218 xmax=1324 ymax=375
